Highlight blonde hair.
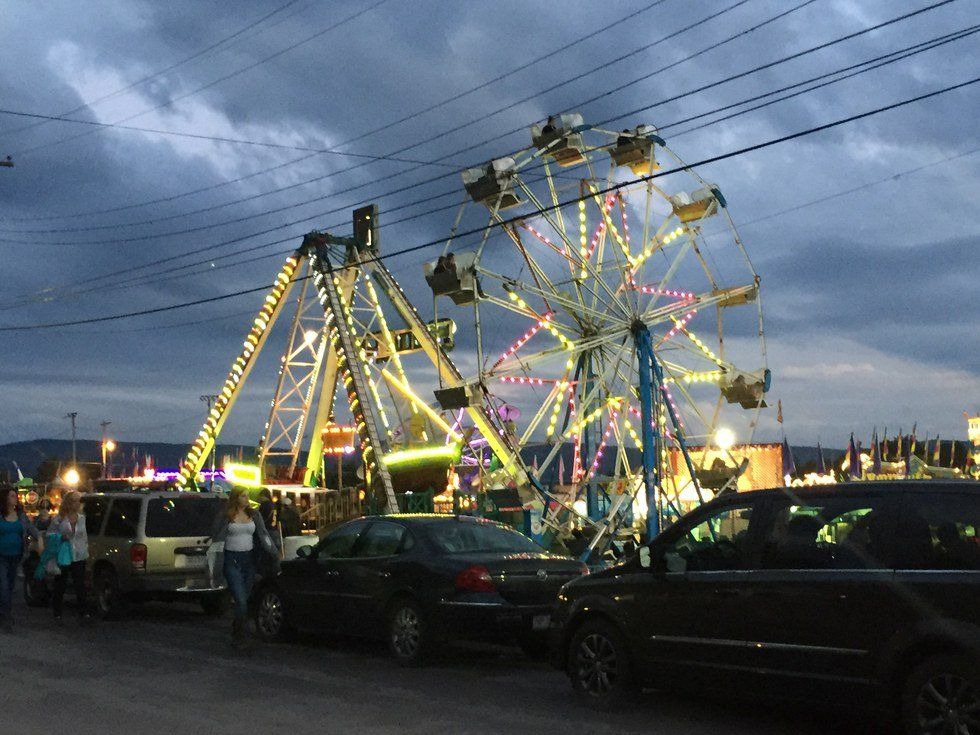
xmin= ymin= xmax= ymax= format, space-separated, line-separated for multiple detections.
xmin=60 ymin=491 xmax=82 ymax=517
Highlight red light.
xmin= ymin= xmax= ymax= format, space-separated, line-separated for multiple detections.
xmin=130 ymin=543 xmax=147 ymax=571
xmin=454 ymin=565 xmax=496 ymax=593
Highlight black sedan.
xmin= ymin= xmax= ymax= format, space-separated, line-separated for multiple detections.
xmin=253 ymin=514 xmax=586 ymax=664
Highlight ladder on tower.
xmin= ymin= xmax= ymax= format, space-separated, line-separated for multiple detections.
xmin=309 ymin=247 xmax=398 ymax=515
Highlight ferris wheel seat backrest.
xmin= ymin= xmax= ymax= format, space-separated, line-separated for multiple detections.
xmin=424 ymin=251 xmax=478 ymax=305
xmin=531 ymin=112 xmax=586 ymax=167
xmin=462 ymin=157 xmax=524 ymax=210
xmin=670 ymin=184 xmax=722 ymax=223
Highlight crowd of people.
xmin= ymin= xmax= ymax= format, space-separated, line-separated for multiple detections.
xmin=0 ymin=485 xmax=296 ymax=649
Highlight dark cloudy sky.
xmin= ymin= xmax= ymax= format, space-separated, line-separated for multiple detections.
xmin=0 ymin=0 xmax=977 ymax=452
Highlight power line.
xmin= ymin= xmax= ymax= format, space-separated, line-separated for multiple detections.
xmin=0 ymin=0 xmax=755 ymax=231
xmin=10 ymin=0 xmax=394 ymax=158
xmin=0 ymin=108 xmax=463 ymax=168
xmin=0 ymin=0 xmax=304 ymax=138
xmin=0 ymin=0 xmax=875 ymax=247
xmin=2 ymin=19 xmax=970 ymax=310
xmin=2 ymin=75 xmax=973 ymax=332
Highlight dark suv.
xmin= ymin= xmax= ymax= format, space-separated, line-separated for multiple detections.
xmin=552 ymin=481 xmax=979 ymax=734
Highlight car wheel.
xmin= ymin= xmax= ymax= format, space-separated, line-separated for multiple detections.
xmin=568 ymin=620 xmax=635 ymax=709
xmin=200 ymin=592 xmax=229 ymax=617
xmin=388 ymin=599 xmax=431 ymax=666
xmin=902 ymin=653 xmax=980 ymax=735
xmin=95 ymin=568 xmax=128 ymax=619
xmin=254 ymin=587 xmax=290 ymax=642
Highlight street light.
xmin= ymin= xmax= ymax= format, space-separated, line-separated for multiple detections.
xmin=102 ymin=439 xmax=116 ymax=478
xmin=63 ymin=467 xmax=81 ymax=486
xmin=714 ymin=427 xmax=736 ymax=451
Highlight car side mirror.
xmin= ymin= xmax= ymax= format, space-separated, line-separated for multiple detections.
xmin=296 ymin=544 xmax=314 ymax=560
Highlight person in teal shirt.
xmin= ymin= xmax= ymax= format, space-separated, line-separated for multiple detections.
xmin=1 ymin=486 xmax=42 ymax=632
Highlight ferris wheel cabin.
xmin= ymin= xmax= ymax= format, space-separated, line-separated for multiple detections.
xmin=670 ymin=184 xmax=726 ymax=223
xmin=609 ymin=124 xmax=664 ymax=176
xmin=531 ymin=113 xmax=587 ymax=167
xmin=423 ymin=251 xmax=479 ymax=305
xmin=720 ymin=368 xmax=771 ymax=409
xmin=462 ymin=157 xmax=524 ymax=210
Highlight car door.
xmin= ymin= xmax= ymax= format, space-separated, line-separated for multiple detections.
xmin=893 ymin=488 xmax=980 ymax=650
xmin=289 ymin=519 xmax=368 ymax=628
xmin=341 ymin=521 xmax=413 ymax=633
xmin=746 ymin=489 xmax=900 ymax=693
xmin=633 ymin=498 xmax=764 ymax=684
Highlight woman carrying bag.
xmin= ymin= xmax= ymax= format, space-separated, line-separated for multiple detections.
xmin=210 ymin=488 xmax=280 ymax=649
xmin=51 ymin=491 xmax=91 ymax=623
xmin=0 ymin=487 xmax=43 ymax=632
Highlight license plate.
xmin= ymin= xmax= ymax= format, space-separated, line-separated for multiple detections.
xmin=532 ymin=614 xmax=551 ymax=631
xmin=175 ymin=555 xmax=207 ymax=569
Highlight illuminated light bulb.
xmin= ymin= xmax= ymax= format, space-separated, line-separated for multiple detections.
xmin=714 ymin=427 xmax=736 ymax=451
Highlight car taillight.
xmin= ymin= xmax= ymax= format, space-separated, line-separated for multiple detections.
xmin=454 ymin=564 xmax=495 ymax=593
xmin=578 ymin=562 xmax=590 ymax=576
xmin=130 ymin=543 xmax=147 ymax=571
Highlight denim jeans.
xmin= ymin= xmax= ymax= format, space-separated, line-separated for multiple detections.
xmin=0 ymin=555 xmax=19 ymax=619
xmin=223 ymin=550 xmax=255 ymax=619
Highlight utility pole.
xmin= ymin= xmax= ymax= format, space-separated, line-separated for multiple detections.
xmin=100 ymin=420 xmax=112 ymax=479
xmin=65 ymin=412 xmax=78 ymax=466
xmin=200 ymin=395 xmax=219 ymax=490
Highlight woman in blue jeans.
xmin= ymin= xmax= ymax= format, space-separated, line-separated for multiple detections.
xmin=0 ymin=487 xmax=43 ymax=632
xmin=211 ymin=488 xmax=279 ymax=648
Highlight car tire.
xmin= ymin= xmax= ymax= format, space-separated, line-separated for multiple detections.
xmin=254 ymin=586 xmax=291 ymax=642
xmin=568 ymin=619 xmax=636 ymax=710
xmin=200 ymin=592 xmax=229 ymax=617
xmin=902 ymin=653 xmax=980 ymax=735
xmin=387 ymin=598 xmax=432 ymax=667
xmin=95 ymin=567 xmax=128 ymax=620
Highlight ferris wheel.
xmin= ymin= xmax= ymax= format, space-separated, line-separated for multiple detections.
xmin=428 ymin=113 xmax=769 ymax=544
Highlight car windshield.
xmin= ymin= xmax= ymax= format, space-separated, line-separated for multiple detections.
xmin=427 ymin=520 xmax=543 ymax=554
xmin=145 ymin=497 xmax=222 ymax=538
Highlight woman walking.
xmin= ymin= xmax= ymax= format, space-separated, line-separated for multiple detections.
xmin=51 ymin=491 xmax=91 ymax=622
xmin=0 ymin=487 xmax=43 ymax=632
xmin=211 ymin=489 xmax=279 ymax=648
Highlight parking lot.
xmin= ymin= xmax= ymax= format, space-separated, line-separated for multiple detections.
xmin=1 ymin=598 xmax=883 ymax=735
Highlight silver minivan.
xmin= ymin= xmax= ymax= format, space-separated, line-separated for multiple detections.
xmin=81 ymin=490 xmax=227 ymax=618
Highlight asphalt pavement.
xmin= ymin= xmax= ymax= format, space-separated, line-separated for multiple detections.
xmin=1 ymin=596 xmax=881 ymax=735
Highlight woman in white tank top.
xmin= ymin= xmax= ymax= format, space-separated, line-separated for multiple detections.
xmin=210 ymin=488 xmax=279 ymax=648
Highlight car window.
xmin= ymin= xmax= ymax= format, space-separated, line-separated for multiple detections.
xmin=898 ymin=493 xmax=980 ymax=571
xmin=355 ymin=522 xmax=409 ymax=558
xmin=661 ymin=503 xmax=755 ymax=573
xmin=316 ymin=520 xmax=367 ymax=559
xmin=761 ymin=496 xmax=892 ymax=570
xmin=103 ymin=498 xmax=141 ymax=538
xmin=82 ymin=496 xmax=108 ymax=535
xmin=145 ymin=497 xmax=223 ymax=538
xmin=427 ymin=519 xmax=543 ymax=554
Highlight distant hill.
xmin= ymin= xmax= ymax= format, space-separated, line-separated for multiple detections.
xmin=0 ymin=437 xmax=846 ymax=482
xmin=0 ymin=439 xmax=254 ymax=481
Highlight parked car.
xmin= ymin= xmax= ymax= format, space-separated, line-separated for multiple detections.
xmin=551 ymin=481 xmax=980 ymax=734
xmin=253 ymin=514 xmax=586 ymax=663
xmin=29 ymin=490 xmax=228 ymax=618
